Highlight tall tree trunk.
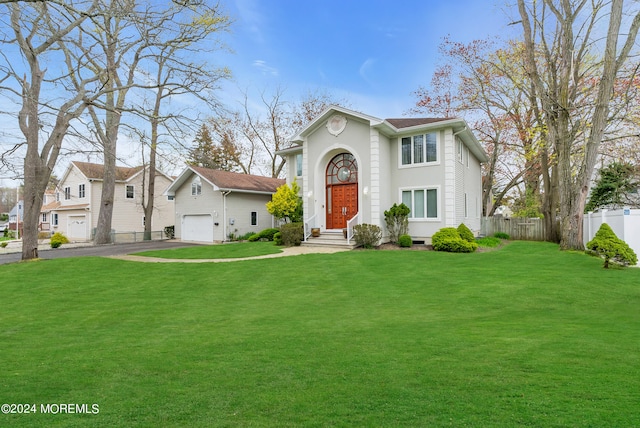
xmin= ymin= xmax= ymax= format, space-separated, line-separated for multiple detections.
xmin=93 ymin=106 xmax=119 ymax=244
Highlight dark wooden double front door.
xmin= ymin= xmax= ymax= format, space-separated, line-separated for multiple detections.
xmin=326 ymin=153 xmax=358 ymax=230
xmin=326 ymin=183 xmax=358 ymax=229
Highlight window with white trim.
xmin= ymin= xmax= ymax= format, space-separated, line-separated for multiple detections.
xmin=401 ymin=132 xmax=438 ymax=166
xmin=79 ymin=184 xmax=85 ymax=198
xmin=125 ymin=185 xmax=134 ymax=199
xmin=296 ymin=153 xmax=303 ymax=177
xmin=401 ymin=188 xmax=438 ymax=219
xmin=466 ymin=147 xmax=470 ymax=168
xmin=52 ymin=213 xmax=58 ymax=226
xmin=250 ymin=211 xmax=257 ymax=226
xmin=457 ymin=139 xmax=463 ymax=163
xmin=191 ymin=177 xmax=202 ymax=196
xmin=167 ymin=195 xmax=174 ymax=201
xmin=42 ymin=213 xmax=47 ymax=222
xmin=464 ymin=193 xmax=468 ymax=218
xmin=64 ymin=187 xmax=71 ymax=200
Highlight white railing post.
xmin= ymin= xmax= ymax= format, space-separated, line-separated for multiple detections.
xmin=303 ymin=214 xmax=317 ymax=242
xmin=346 ymin=212 xmax=360 ymax=245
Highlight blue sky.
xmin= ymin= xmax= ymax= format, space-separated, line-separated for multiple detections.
xmin=217 ymin=0 xmax=518 ymax=118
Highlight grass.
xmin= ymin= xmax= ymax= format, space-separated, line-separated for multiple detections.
xmin=132 ymin=241 xmax=282 ymax=259
xmin=476 ymin=236 xmax=502 ymax=247
xmin=1 ymin=241 xmax=639 ymax=426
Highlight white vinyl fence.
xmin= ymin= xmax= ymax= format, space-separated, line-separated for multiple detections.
xmin=583 ymin=209 xmax=640 ymax=262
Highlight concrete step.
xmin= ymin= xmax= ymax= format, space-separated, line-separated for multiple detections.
xmin=302 ymin=231 xmax=358 ymax=249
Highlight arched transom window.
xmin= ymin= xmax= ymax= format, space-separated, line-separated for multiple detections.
xmin=326 ymin=153 xmax=357 ymax=185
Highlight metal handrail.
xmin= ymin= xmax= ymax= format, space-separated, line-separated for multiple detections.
xmin=303 ymin=214 xmax=317 ymax=242
xmin=346 ymin=212 xmax=360 ymax=245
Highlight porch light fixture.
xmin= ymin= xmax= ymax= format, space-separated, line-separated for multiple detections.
xmin=307 ymin=191 xmax=313 ymax=198
xmin=363 ymin=186 xmax=369 ymax=196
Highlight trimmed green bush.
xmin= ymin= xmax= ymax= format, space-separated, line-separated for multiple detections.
xmin=398 ymin=234 xmax=413 ymax=248
xmin=494 ymin=232 xmax=510 ymax=240
xmin=353 ymin=224 xmax=382 ymax=249
xmin=586 ymin=223 xmax=637 ymax=268
xmin=432 ymin=227 xmax=478 ymax=253
xmin=248 ymin=228 xmax=280 ymax=242
xmin=457 ymin=223 xmax=475 ymax=242
xmin=279 ymin=223 xmax=303 ymax=246
xmin=384 ymin=203 xmax=410 ymax=243
xmin=273 ymin=232 xmax=283 ymax=246
xmin=50 ymin=232 xmax=70 ymax=249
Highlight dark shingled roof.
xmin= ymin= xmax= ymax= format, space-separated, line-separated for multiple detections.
xmin=190 ymin=166 xmax=285 ymax=193
xmin=385 ymin=118 xmax=453 ymax=129
xmin=72 ymin=161 xmax=144 ymax=181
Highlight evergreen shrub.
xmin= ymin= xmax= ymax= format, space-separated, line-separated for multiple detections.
xmin=248 ymin=228 xmax=280 ymax=242
xmin=432 ymin=227 xmax=478 ymax=253
xmin=586 ymin=223 xmax=637 ymax=268
xmin=273 ymin=232 xmax=283 ymax=246
xmin=398 ymin=234 xmax=413 ymax=248
xmin=280 ymin=223 xmax=303 ymax=246
xmin=457 ymin=223 xmax=475 ymax=242
xmin=353 ymin=224 xmax=382 ymax=249
xmin=50 ymin=232 xmax=70 ymax=249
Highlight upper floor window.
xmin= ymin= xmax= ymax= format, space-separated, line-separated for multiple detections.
xmin=401 ymin=133 xmax=437 ymax=166
xmin=64 ymin=187 xmax=71 ymax=200
xmin=125 ymin=185 xmax=134 ymax=199
xmin=167 ymin=195 xmax=175 ymax=201
xmin=457 ymin=139 xmax=463 ymax=163
xmin=79 ymin=184 xmax=86 ymax=198
xmin=296 ymin=153 xmax=303 ymax=177
xmin=191 ymin=176 xmax=202 ymax=196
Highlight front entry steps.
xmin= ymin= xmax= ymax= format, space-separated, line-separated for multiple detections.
xmin=301 ymin=230 xmax=358 ymax=250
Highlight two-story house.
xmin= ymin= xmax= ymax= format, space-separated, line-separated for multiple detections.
xmin=42 ymin=161 xmax=175 ymax=241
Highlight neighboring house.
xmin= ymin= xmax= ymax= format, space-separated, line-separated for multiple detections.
xmin=8 ymin=200 xmax=23 ymax=224
xmin=165 ymin=165 xmax=285 ymax=243
xmin=277 ymin=105 xmax=488 ymax=243
xmin=8 ymin=200 xmax=24 ymax=235
xmin=41 ymin=161 xmax=175 ymax=241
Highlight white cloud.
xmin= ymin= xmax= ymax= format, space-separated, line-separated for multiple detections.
xmin=359 ymin=58 xmax=377 ymax=86
xmin=252 ymin=60 xmax=279 ymax=77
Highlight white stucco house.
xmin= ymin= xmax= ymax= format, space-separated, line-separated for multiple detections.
xmin=41 ymin=161 xmax=175 ymax=241
xmin=165 ymin=165 xmax=285 ymax=243
xmin=277 ymin=105 xmax=488 ymax=243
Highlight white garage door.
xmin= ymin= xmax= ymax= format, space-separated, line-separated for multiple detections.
xmin=68 ymin=215 xmax=87 ymax=240
xmin=182 ymin=214 xmax=214 ymax=242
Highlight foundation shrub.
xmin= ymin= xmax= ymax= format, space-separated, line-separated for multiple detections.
xmin=248 ymin=228 xmax=280 ymax=242
xmin=398 ymin=234 xmax=413 ymax=248
xmin=279 ymin=223 xmax=303 ymax=246
xmin=457 ymin=223 xmax=475 ymax=242
xmin=353 ymin=224 xmax=382 ymax=249
xmin=432 ymin=227 xmax=478 ymax=253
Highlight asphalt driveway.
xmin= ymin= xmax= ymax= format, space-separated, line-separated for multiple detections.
xmin=0 ymin=240 xmax=202 ymax=265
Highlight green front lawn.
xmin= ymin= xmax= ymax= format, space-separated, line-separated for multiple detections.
xmin=133 ymin=241 xmax=282 ymax=259
xmin=1 ymin=241 xmax=639 ymax=426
